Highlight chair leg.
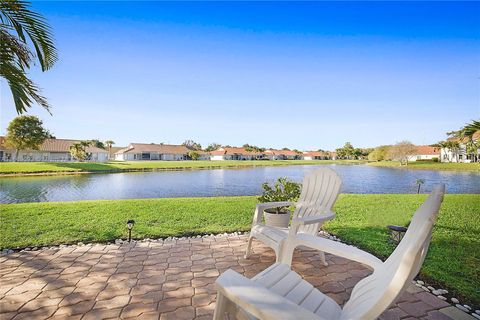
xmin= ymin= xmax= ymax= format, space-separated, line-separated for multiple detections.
xmin=213 ymin=292 xmax=229 ymax=320
xmin=320 ymin=251 xmax=328 ymax=266
xmin=244 ymin=236 xmax=254 ymax=259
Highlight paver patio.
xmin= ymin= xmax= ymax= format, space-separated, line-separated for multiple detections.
xmin=0 ymin=234 xmax=473 ymax=320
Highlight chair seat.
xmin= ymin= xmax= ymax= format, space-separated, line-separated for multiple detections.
xmin=250 ymin=224 xmax=289 ymax=254
xmin=250 ymin=263 xmax=341 ymax=320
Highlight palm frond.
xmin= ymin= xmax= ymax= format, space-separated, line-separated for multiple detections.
xmin=0 ymin=0 xmax=56 ymax=113
xmin=0 ymin=0 xmax=58 ymax=70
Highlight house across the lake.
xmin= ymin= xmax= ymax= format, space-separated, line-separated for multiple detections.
xmin=302 ymin=151 xmax=336 ymax=160
xmin=210 ymin=147 xmax=263 ymax=160
xmin=264 ymin=149 xmax=302 ymax=160
xmin=114 ymin=143 xmax=209 ymax=161
xmin=0 ymin=137 xmax=109 ymax=162
xmin=408 ymin=146 xmax=440 ymax=162
xmin=440 ymin=131 xmax=480 ymax=163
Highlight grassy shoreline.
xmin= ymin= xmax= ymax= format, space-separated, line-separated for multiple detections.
xmin=0 ymin=159 xmax=478 ymax=177
xmin=0 ymin=159 xmax=363 ymax=176
xmin=1 ymin=194 xmax=478 ymax=304
xmin=368 ymin=160 xmax=479 ymax=172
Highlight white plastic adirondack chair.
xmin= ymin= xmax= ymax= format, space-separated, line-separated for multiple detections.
xmin=245 ymin=168 xmax=342 ymax=265
xmin=215 ymin=184 xmax=445 ymax=320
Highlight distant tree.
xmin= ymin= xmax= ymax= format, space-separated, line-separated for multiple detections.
xmin=104 ymin=140 xmax=115 ymax=160
xmin=187 ymin=150 xmax=200 ymax=160
xmin=4 ymin=115 xmax=51 ymax=161
xmin=281 ymin=147 xmax=291 ymax=151
xmin=388 ymin=141 xmax=417 ymax=165
xmin=69 ymin=140 xmax=92 ymax=162
xmin=223 ymin=145 xmax=232 ymax=148
xmin=243 ymin=144 xmax=265 ymax=152
xmin=204 ymin=143 xmax=221 ymax=152
xmin=336 ymin=142 xmax=355 ymax=159
xmin=89 ymin=139 xmax=105 ymax=149
xmin=446 ymin=119 xmax=479 ymax=162
xmin=183 ymin=139 xmax=201 ymax=150
xmin=368 ymin=146 xmax=390 ymax=161
xmin=1 ymin=0 xmax=58 ymax=114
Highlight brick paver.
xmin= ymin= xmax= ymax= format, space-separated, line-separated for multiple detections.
xmin=0 ymin=235 xmax=470 ymax=319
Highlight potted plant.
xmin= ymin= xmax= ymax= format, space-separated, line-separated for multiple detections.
xmin=258 ymin=177 xmax=301 ymax=228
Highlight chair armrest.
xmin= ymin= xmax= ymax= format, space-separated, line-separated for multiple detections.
xmin=252 ymin=202 xmax=295 ymax=225
xmin=215 ymin=269 xmax=324 ymax=320
xmin=257 ymin=201 xmax=295 ymax=210
xmin=293 ymin=210 xmax=335 ymax=226
xmin=293 ymin=234 xmax=383 ymax=270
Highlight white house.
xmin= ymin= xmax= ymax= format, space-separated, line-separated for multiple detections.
xmin=210 ymin=147 xmax=262 ymax=160
xmin=407 ymin=146 xmax=440 ymax=162
xmin=440 ymin=131 xmax=480 ymax=163
xmin=302 ymin=151 xmax=336 ymax=160
xmin=0 ymin=137 xmax=109 ymax=162
xmin=114 ymin=143 xmax=210 ymax=161
xmin=264 ymin=149 xmax=302 ymax=160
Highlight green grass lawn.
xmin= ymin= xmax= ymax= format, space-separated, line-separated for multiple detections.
xmin=368 ymin=160 xmax=480 ymax=171
xmin=0 ymin=159 xmax=363 ymax=175
xmin=1 ymin=194 xmax=478 ymax=304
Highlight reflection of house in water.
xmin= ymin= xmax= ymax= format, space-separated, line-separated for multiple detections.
xmin=0 ymin=136 xmax=109 ymax=162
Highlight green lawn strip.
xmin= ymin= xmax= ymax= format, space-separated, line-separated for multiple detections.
xmin=368 ymin=160 xmax=480 ymax=172
xmin=1 ymin=194 xmax=478 ymax=304
xmin=0 ymin=160 xmax=363 ymax=175
xmin=324 ymin=194 xmax=480 ymax=306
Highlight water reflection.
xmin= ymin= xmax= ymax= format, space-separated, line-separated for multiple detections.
xmin=0 ymin=164 xmax=479 ymax=203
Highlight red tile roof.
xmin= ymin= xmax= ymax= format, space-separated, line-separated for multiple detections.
xmin=447 ymin=130 xmax=480 ymax=143
xmin=116 ymin=143 xmax=208 ymax=155
xmin=210 ymin=147 xmax=260 ymax=156
xmin=265 ymin=149 xmax=300 ymax=156
xmin=415 ymin=146 xmax=440 ymax=155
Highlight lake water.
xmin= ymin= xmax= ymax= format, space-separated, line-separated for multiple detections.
xmin=0 ymin=164 xmax=479 ymax=204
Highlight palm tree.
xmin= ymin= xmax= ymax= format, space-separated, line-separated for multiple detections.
xmin=1 ymin=0 xmax=58 ymax=114
xmin=105 ymin=140 xmax=115 ymax=159
xmin=447 ymin=120 xmax=480 ymax=162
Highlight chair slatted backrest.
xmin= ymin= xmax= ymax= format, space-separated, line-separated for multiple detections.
xmin=340 ymin=184 xmax=445 ymax=320
xmin=294 ymin=168 xmax=342 ymax=234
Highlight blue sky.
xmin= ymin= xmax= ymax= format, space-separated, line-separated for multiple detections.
xmin=1 ymin=1 xmax=479 ymax=150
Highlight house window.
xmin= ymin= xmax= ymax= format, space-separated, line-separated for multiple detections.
xmin=417 ymin=156 xmax=421 ymax=160
xmin=23 ymin=154 xmax=28 ymax=160
xmin=43 ymin=153 xmax=49 ymax=161
xmin=141 ymin=153 xmax=150 ymax=160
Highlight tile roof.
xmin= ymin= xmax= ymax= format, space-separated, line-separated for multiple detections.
xmin=415 ymin=146 xmax=440 ymax=155
xmin=302 ymin=151 xmax=330 ymax=157
xmin=265 ymin=149 xmax=301 ymax=156
xmin=447 ymin=130 xmax=480 ymax=143
xmin=0 ymin=137 xmax=108 ymax=153
xmin=115 ymin=143 xmax=207 ymax=155
xmin=210 ymin=147 xmax=261 ymax=156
